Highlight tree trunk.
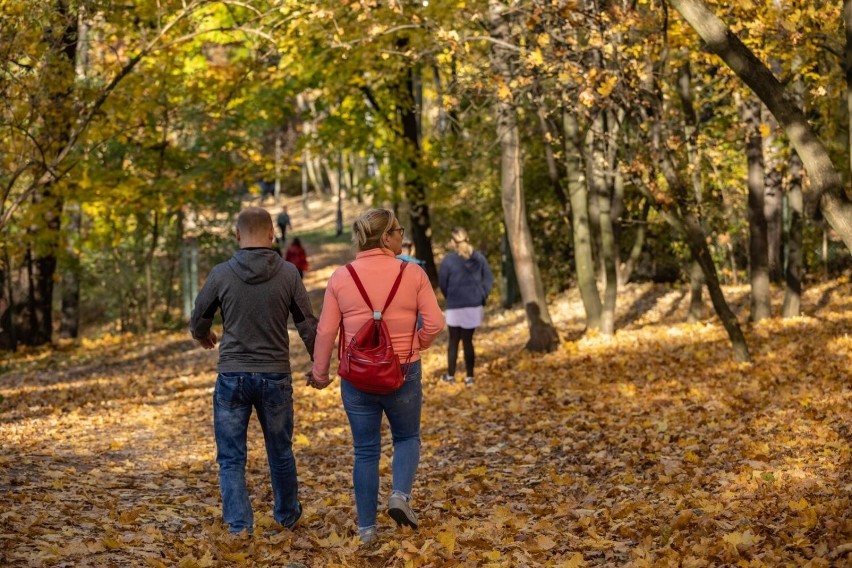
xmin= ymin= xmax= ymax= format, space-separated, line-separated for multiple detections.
xmin=564 ymin=110 xmax=602 ymax=330
xmin=489 ymin=0 xmax=559 ymax=352
xmin=587 ymin=111 xmax=618 ymax=336
xmin=744 ymin=97 xmax=771 ymax=321
xmin=59 ymin=202 xmax=82 ymax=339
xmin=687 ymin=261 xmax=705 ymax=323
xmin=677 ymin=61 xmax=706 ymax=321
xmin=399 ymin=59 xmax=439 ymax=286
xmin=668 ymin=0 xmax=852 ymax=252
xmin=764 ymin=131 xmax=784 ymax=282
xmin=845 ymin=0 xmax=852 ymax=180
xmin=535 ymin=100 xmax=570 ymax=223
xmin=682 ymin=210 xmax=751 ymax=362
xmin=0 ymin=246 xmax=18 ymax=351
xmin=619 ymin=200 xmax=650 ymax=285
xmin=650 ymin=114 xmax=751 ymax=362
xmin=58 ymin=9 xmax=90 ymax=340
xmin=17 ymin=0 xmax=81 ymax=346
xmin=783 ymin=151 xmax=804 ymax=317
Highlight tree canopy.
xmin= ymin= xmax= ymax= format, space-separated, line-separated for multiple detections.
xmin=1 ymin=0 xmax=850 ymax=356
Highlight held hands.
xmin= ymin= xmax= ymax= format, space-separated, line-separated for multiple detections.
xmin=306 ymin=366 xmax=332 ymax=390
xmin=198 ymin=331 xmax=218 ymax=350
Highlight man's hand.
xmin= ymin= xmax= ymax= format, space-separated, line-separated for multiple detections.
xmin=198 ymin=331 xmax=218 ymax=350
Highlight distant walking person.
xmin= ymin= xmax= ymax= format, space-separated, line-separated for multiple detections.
xmin=285 ymin=237 xmax=309 ymax=279
xmin=189 ymin=207 xmax=317 ymax=535
xmin=396 ymin=237 xmax=426 ymax=267
xmin=309 ymin=208 xmax=444 ymax=546
xmin=277 ymin=207 xmax=292 ymax=244
xmin=438 ymin=226 xmax=493 ymax=386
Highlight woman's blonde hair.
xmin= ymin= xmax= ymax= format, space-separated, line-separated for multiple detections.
xmin=451 ymin=226 xmax=474 ymax=259
xmin=352 ymin=208 xmax=397 ymax=251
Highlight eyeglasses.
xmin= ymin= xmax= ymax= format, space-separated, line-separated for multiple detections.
xmin=387 ymin=227 xmax=405 ymax=237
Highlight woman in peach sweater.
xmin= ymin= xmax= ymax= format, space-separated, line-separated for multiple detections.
xmin=311 ymin=208 xmax=443 ymax=545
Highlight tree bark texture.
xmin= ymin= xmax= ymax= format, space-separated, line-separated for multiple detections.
xmin=59 ymin=202 xmax=82 ymax=339
xmin=586 ymin=112 xmax=618 ymax=336
xmin=845 ymin=0 xmax=852 ymax=180
xmin=763 ymin=126 xmax=784 ymax=283
xmin=398 ymin=57 xmax=438 ymax=286
xmin=564 ymin=110 xmax=602 ymax=330
xmin=783 ymin=151 xmax=804 ymax=317
xmin=744 ymin=97 xmax=771 ymax=322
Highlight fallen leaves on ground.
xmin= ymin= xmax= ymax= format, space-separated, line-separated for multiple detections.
xmin=1 ymin=277 xmax=850 ymax=567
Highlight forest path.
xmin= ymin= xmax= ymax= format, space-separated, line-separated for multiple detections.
xmin=1 ymin=196 xmax=850 ymax=566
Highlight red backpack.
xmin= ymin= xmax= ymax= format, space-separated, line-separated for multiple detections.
xmin=337 ymin=262 xmax=415 ymax=394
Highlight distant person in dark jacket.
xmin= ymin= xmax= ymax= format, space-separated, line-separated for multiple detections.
xmin=189 ymin=207 xmax=317 ymax=535
xmin=277 ymin=207 xmax=292 ymax=244
xmin=285 ymin=237 xmax=309 ymax=278
xmin=438 ymin=226 xmax=494 ymax=385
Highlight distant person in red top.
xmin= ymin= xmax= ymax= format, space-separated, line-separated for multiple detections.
xmin=284 ymin=238 xmax=309 ymax=278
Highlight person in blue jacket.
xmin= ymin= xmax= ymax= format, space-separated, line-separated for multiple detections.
xmin=396 ymin=237 xmax=426 ymax=267
xmin=438 ymin=226 xmax=494 ymax=385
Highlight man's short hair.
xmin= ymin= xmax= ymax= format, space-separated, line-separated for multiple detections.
xmin=237 ymin=207 xmax=273 ymax=237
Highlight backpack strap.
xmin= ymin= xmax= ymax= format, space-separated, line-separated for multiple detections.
xmin=346 ymin=262 xmax=408 ymax=319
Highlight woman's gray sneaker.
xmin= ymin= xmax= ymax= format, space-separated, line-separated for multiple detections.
xmin=359 ymin=525 xmax=377 ymax=545
xmin=388 ymin=493 xmax=418 ymax=528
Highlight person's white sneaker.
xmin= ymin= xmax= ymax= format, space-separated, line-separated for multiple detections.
xmin=387 ymin=493 xmax=418 ymax=529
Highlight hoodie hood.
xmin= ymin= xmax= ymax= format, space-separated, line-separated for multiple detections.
xmin=227 ymin=248 xmax=283 ymax=284
xmin=463 ymin=252 xmax=485 ymax=272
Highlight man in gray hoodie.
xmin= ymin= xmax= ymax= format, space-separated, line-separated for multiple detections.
xmin=189 ymin=207 xmax=317 ymax=535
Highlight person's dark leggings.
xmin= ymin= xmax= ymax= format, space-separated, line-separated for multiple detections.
xmin=447 ymin=326 xmax=476 ymax=377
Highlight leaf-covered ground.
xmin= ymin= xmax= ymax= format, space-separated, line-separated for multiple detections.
xmin=1 ymin=239 xmax=850 ymax=566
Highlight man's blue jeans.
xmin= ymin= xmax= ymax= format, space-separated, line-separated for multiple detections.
xmin=340 ymin=360 xmax=422 ymax=530
xmin=213 ymin=372 xmax=300 ymax=534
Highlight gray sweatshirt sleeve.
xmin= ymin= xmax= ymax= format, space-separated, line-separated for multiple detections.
xmin=189 ymin=271 xmax=221 ymax=341
xmin=288 ymin=276 xmax=318 ymax=360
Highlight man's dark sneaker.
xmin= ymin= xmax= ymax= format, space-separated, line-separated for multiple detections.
xmin=282 ymin=501 xmax=302 ymax=530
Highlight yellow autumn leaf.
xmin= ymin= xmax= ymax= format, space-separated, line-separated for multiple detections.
xmin=294 ymin=433 xmax=311 ymax=447
xmin=497 ymin=81 xmax=512 ymax=102
xmin=144 ymin=557 xmax=168 ymax=568
xmin=723 ymin=530 xmax=755 ymax=548
xmin=437 ymin=531 xmax=456 ymax=554
xmin=533 ymin=534 xmax=557 ymax=551
xmin=527 ymin=48 xmax=545 ymax=67
xmin=102 ymin=538 xmax=125 ymax=550
xmin=596 ymin=75 xmax=618 ymax=97
xmin=316 ymin=530 xmax=347 ymax=548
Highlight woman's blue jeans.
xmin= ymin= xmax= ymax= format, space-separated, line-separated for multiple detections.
xmin=213 ymin=372 xmax=300 ymax=534
xmin=341 ymin=360 xmax=422 ymax=530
